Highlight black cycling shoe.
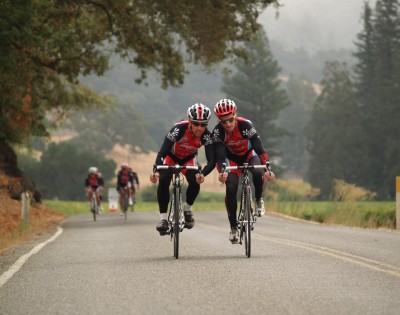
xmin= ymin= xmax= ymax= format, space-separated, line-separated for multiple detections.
xmin=156 ymin=219 xmax=168 ymax=235
xmin=184 ymin=211 xmax=195 ymax=229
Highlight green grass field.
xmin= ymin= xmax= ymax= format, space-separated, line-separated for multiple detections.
xmin=44 ymin=199 xmax=396 ymax=229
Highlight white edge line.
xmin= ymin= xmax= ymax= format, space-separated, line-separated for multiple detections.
xmin=0 ymin=226 xmax=63 ymax=288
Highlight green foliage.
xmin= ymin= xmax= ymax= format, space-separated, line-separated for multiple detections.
xmin=141 ymin=185 xmax=158 ymax=202
xmin=352 ymin=0 xmax=400 ymax=198
xmin=306 ymin=62 xmax=365 ymax=199
xmin=0 ymin=0 xmax=279 ymax=149
xmin=265 ymin=179 xmax=320 ymax=201
xmin=269 ymin=200 xmax=395 ymax=229
xmin=19 ymin=142 xmax=117 ymax=200
xmin=278 ymin=75 xmax=316 ymax=176
xmin=66 ymin=102 xmax=150 ymax=153
xmin=221 ymin=29 xmax=290 ymax=159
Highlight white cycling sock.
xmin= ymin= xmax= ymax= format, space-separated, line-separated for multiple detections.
xmin=160 ymin=213 xmax=168 ymax=220
xmin=184 ymin=203 xmax=192 ymax=212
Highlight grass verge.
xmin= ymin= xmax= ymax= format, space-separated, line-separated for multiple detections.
xmin=44 ymin=199 xmax=396 ymax=229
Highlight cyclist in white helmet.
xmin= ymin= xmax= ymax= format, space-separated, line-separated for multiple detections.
xmin=150 ymin=103 xmax=215 ymax=235
xmin=84 ymin=166 xmax=104 ymax=211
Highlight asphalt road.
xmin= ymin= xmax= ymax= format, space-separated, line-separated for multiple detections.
xmin=1 ymin=210 xmax=400 ymax=315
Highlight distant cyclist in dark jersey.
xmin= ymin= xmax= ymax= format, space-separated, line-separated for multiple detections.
xmin=129 ymin=166 xmax=140 ymax=204
xmin=150 ymin=103 xmax=215 ymax=235
xmin=85 ymin=166 xmax=104 ymax=211
xmin=212 ymin=99 xmax=275 ymax=243
xmin=117 ymin=163 xmax=135 ymax=211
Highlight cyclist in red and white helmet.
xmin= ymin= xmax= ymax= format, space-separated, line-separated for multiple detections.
xmin=150 ymin=103 xmax=215 ymax=235
xmin=212 ymin=98 xmax=275 ymax=244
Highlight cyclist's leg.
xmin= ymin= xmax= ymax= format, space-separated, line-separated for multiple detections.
xmin=117 ymin=187 xmax=124 ymax=210
xmin=127 ymin=181 xmax=132 ymax=204
xmin=226 ymin=172 xmax=240 ymax=242
xmin=156 ymin=169 xmax=173 ymax=232
xmin=183 ymin=169 xmax=198 ymax=229
xmin=226 ymin=172 xmax=240 ymax=221
xmin=95 ymin=187 xmax=102 ymax=209
xmin=249 ymin=155 xmax=265 ymax=216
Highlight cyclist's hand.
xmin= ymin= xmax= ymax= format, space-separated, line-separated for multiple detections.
xmin=150 ymin=173 xmax=159 ymax=183
xmin=195 ymin=173 xmax=205 ymax=184
xmin=218 ymin=173 xmax=228 ymax=183
xmin=264 ymin=171 xmax=276 ymax=183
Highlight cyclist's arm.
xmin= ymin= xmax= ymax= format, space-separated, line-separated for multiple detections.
xmin=98 ymin=176 xmax=104 ymax=187
xmin=250 ymin=135 xmax=269 ymax=165
xmin=155 ymin=123 xmax=186 ymax=165
xmin=202 ymin=143 xmax=215 ymax=176
xmin=133 ymin=173 xmax=139 ymax=187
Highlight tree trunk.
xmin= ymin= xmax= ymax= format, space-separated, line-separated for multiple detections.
xmin=0 ymin=138 xmax=41 ymax=203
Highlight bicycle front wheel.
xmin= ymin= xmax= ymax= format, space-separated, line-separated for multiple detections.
xmin=173 ymin=187 xmax=180 ymax=259
xmin=123 ymin=193 xmax=129 ymax=220
xmin=91 ymin=197 xmax=97 ymax=222
xmin=244 ymin=186 xmax=251 ymax=258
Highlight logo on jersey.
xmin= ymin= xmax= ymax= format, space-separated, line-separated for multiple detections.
xmin=212 ymin=129 xmax=222 ymax=142
xmin=203 ymin=134 xmax=213 ymax=145
xmin=167 ymin=127 xmax=180 ymax=142
xmin=243 ymin=127 xmax=256 ymax=138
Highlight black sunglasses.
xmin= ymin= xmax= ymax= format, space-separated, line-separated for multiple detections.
xmin=220 ymin=115 xmax=236 ymax=125
xmin=191 ymin=121 xmax=208 ymax=127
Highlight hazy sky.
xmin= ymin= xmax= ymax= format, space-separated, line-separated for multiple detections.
xmin=259 ymin=0 xmax=377 ymax=54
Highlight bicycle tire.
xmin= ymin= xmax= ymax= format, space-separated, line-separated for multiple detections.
xmin=244 ymin=186 xmax=251 ymax=258
xmin=91 ymin=196 xmax=97 ymax=222
xmin=123 ymin=193 xmax=129 ymax=220
xmin=173 ymin=187 xmax=180 ymax=259
xmin=238 ymin=186 xmax=245 ymax=245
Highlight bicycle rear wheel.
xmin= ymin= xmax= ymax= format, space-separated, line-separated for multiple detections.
xmin=244 ymin=186 xmax=251 ymax=258
xmin=173 ymin=187 xmax=180 ymax=259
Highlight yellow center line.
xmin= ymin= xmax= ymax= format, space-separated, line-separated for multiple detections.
xmin=199 ymin=222 xmax=400 ymax=278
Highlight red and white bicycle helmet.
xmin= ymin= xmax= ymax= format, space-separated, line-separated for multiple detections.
xmin=214 ymin=99 xmax=237 ymax=118
xmin=187 ymin=103 xmax=211 ymax=122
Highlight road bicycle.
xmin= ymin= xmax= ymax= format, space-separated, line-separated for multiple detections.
xmin=221 ymin=162 xmax=269 ymax=258
xmin=120 ymin=186 xmax=130 ymax=221
xmin=154 ymin=164 xmax=202 ymax=259
xmin=90 ymin=190 xmax=99 ymax=222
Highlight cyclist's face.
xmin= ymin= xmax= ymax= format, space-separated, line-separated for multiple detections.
xmin=219 ymin=114 xmax=236 ymax=133
xmin=189 ymin=121 xmax=208 ymax=137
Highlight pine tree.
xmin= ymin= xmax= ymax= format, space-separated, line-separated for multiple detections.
xmin=221 ymin=29 xmax=290 ymax=159
xmin=306 ymin=62 xmax=364 ymax=199
xmin=278 ymin=75 xmax=316 ymax=177
xmin=353 ymin=0 xmax=400 ymax=198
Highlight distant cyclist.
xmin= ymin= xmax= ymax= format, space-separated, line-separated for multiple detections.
xmin=129 ymin=166 xmax=140 ymax=205
xmin=212 ymin=99 xmax=275 ymax=243
xmin=150 ymin=103 xmax=215 ymax=235
xmin=84 ymin=166 xmax=104 ymax=211
xmin=117 ymin=163 xmax=134 ymax=211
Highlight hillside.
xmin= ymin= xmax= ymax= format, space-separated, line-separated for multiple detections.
xmin=106 ymin=144 xmax=224 ymax=193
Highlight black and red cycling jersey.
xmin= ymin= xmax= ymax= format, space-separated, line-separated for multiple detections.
xmin=212 ymin=117 xmax=269 ymax=169
xmin=85 ymin=173 xmax=104 ymax=189
xmin=154 ymin=120 xmax=215 ymax=176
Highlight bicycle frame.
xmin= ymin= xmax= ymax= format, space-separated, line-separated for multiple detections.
xmin=155 ymin=164 xmax=201 ymax=259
